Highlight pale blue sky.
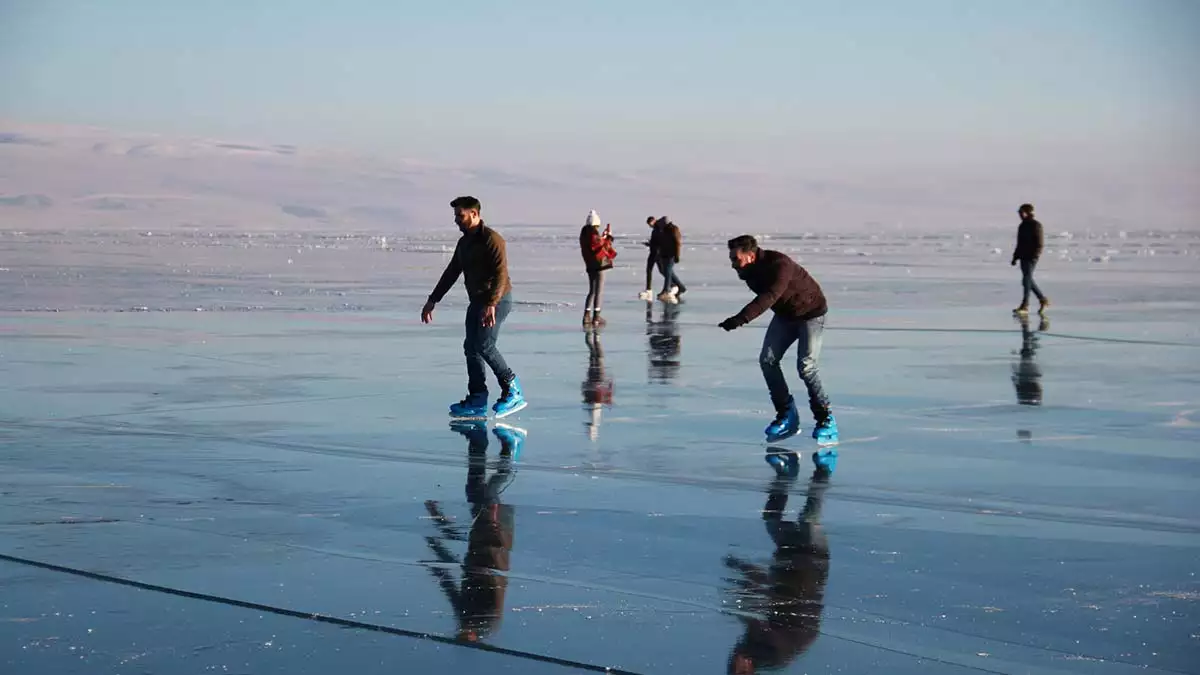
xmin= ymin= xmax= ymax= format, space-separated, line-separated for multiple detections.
xmin=1 ymin=0 xmax=1196 ymax=168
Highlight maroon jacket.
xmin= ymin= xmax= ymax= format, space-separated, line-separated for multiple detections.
xmin=730 ymin=248 xmax=827 ymax=326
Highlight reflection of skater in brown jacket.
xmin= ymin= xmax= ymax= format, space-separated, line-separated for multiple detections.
xmin=723 ymin=468 xmax=831 ymax=674
xmin=423 ymin=422 xmax=521 ymax=642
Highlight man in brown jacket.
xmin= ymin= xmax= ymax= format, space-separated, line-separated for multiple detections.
xmin=422 ymin=196 xmax=526 ymax=419
xmin=720 ymin=235 xmax=837 ymax=445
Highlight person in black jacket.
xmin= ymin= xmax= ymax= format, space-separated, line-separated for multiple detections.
xmin=1011 ymin=203 xmax=1050 ymax=315
xmin=641 ymin=217 xmax=687 ymax=301
xmin=720 ymin=235 xmax=837 ymax=444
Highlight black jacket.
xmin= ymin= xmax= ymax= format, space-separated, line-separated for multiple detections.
xmin=730 ymin=249 xmax=827 ymax=326
xmin=1013 ymin=218 xmax=1044 ymax=262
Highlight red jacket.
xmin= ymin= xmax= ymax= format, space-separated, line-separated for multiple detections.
xmin=580 ymin=225 xmax=617 ymax=271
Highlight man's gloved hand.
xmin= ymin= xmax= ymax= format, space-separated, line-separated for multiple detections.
xmin=719 ymin=317 xmax=741 ymax=332
xmin=1010 ymin=258 xmax=1017 ymax=266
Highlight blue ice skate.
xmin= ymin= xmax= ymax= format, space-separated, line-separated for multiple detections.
xmin=812 ymin=414 xmax=839 ymax=446
xmin=764 ymin=403 xmax=800 ymax=442
xmin=449 ymin=392 xmax=489 ymax=419
xmin=812 ymin=448 xmax=839 ymax=476
xmin=492 ymin=423 xmax=526 ymax=461
xmin=492 ymin=376 xmax=527 ymax=419
xmin=765 ymin=450 xmax=800 ymax=477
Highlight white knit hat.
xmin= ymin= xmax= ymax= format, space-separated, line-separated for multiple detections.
xmin=586 ymin=210 xmax=601 ymax=228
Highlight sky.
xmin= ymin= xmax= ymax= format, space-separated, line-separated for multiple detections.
xmin=1 ymin=0 xmax=1197 ymax=170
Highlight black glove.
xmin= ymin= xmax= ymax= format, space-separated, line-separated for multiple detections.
xmin=1010 ymin=258 xmax=1017 ymax=266
xmin=719 ymin=317 xmax=740 ymax=332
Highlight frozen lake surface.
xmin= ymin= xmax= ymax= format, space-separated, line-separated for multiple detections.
xmin=2 ymin=229 xmax=1198 ymax=674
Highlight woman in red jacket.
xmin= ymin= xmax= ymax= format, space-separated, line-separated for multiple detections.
xmin=580 ymin=210 xmax=617 ymax=326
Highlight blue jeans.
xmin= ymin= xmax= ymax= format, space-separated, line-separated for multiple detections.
xmin=760 ymin=313 xmax=831 ymax=421
xmin=656 ymin=258 xmax=686 ymax=295
xmin=1019 ymin=259 xmax=1046 ymax=306
xmin=464 ymin=293 xmax=514 ymax=396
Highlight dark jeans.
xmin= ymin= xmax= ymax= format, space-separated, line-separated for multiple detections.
xmin=464 ymin=293 xmax=514 ymax=396
xmin=585 ymin=269 xmax=605 ymax=310
xmin=760 ymin=313 xmax=831 ymax=421
xmin=1019 ymin=259 xmax=1046 ymax=306
xmin=656 ymin=258 xmax=686 ymax=295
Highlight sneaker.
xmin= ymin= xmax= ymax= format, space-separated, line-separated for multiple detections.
xmin=812 ymin=448 xmax=839 ymax=476
xmin=812 ymin=415 xmax=839 ymax=445
xmin=765 ymin=403 xmax=800 ymax=442
xmin=638 ymin=289 xmax=654 ymax=301
xmin=657 ymin=290 xmax=676 ymax=301
xmin=449 ymin=392 xmax=489 ymax=419
xmin=765 ymin=451 xmax=800 ymax=477
xmin=493 ymin=423 xmax=526 ymax=461
xmin=1012 ymin=305 xmax=1030 ymax=316
xmin=493 ymin=376 xmax=527 ymax=419
xmin=1038 ymin=298 xmax=1050 ymax=315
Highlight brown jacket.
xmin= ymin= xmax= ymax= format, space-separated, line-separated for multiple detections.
xmin=428 ymin=223 xmax=512 ymax=306
xmin=730 ymin=248 xmax=827 ymax=326
xmin=648 ymin=221 xmax=682 ymax=262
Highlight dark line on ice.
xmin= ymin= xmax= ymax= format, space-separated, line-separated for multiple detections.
xmin=676 ymin=321 xmax=1199 ymax=347
xmin=0 ymin=552 xmax=646 ymax=675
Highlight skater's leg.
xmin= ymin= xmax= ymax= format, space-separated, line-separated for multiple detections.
xmin=584 ymin=270 xmax=597 ymax=314
xmin=1025 ymin=259 xmax=1046 ymax=304
xmin=463 ymin=304 xmax=489 ymax=396
xmin=477 ymin=293 xmax=515 ymax=386
xmin=658 ymin=258 xmax=674 ymax=295
xmin=796 ymin=315 xmax=831 ymax=421
xmin=593 ymin=269 xmax=605 ymax=312
xmin=1019 ymin=259 xmax=1034 ymax=308
xmin=760 ymin=314 xmax=799 ymax=412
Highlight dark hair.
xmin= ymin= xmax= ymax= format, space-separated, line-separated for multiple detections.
xmin=727 ymin=235 xmax=758 ymax=253
xmin=646 ymin=216 xmax=656 ymax=225
xmin=1018 ymin=203 xmax=1034 ymax=214
xmin=451 ymin=196 xmax=482 ymax=211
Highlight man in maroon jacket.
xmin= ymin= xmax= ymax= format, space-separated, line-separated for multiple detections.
xmin=720 ymin=235 xmax=837 ymax=444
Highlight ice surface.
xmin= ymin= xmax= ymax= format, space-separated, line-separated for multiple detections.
xmin=2 ymin=229 xmax=1198 ymax=674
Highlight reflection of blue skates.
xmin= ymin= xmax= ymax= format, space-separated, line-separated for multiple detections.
xmin=492 ymin=424 xmax=526 ymax=461
xmin=812 ymin=448 xmax=838 ymax=476
xmin=493 ymin=376 xmax=527 ymax=419
xmin=813 ymin=415 xmax=839 ymax=446
xmin=765 ymin=449 xmax=801 ymax=477
xmin=764 ymin=403 xmax=800 ymax=442
xmin=449 ymin=392 xmax=489 ymax=420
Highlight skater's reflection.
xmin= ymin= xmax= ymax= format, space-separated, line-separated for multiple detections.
xmin=723 ymin=463 xmax=831 ymax=674
xmin=1013 ymin=314 xmax=1048 ymax=407
xmin=423 ymin=422 xmax=523 ymax=643
xmin=582 ymin=328 xmax=614 ymax=440
xmin=646 ymin=300 xmax=682 ymax=383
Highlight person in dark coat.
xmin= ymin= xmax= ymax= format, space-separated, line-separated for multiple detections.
xmin=720 ymin=235 xmax=837 ymax=444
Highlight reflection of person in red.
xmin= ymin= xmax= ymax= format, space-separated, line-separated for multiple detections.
xmin=582 ymin=329 xmax=614 ymax=440
xmin=580 ymin=210 xmax=617 ymax=327
xmin=423 ymin=423 xmax=519 ymax=642
xmin=724 ymin=467 xmax=830 ymax=674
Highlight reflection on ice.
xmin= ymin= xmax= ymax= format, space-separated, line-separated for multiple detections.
xmin=422 ymin=423 xmax=522 ymax=643
xmin=724 ymin=468 xmax=831 ymax=675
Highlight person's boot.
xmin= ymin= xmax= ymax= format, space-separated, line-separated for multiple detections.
xmin=1038 ymin=297 xmax=1051 ymax=315
xmin=493 ymin=376 xmax=527 ymax=419
xmin=1012 ymin=304 xmax=1030 ymax=316
xmin=812 ymin=413 xmax=839 ymax=446
xmin=449 ymin=392 xmax=489 ymax=419
xmin=582 ymin=310 xmax=593 ymax=327
xmin=764 ymin=399 xmax=800 ymax=442
xmin=591 ymin=311 xmax=607 ymax=328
